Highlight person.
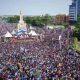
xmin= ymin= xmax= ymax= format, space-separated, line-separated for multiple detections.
xmin=0 ymin=27 xmax=80 ymax=79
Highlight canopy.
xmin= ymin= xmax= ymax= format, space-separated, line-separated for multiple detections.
xmin=29 ymin=30 xmax=37 ymax=36
xmin=4 ymin=31 xmax=12 ymax=37
xmin=11 ymin=30 xmax=16 ymax=35
xmin=47 ymin=25 xmax=54 ymax=29
xmin=30 ymin=26 xmax=35 ymax=30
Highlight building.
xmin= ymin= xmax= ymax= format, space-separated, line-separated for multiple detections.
xmin=54 ymin=15 xmax=69 ymax=25
xmin=77 ymin=0 xmax=80 ymax=16
xmin=69 ymin=0 xmax=77 ymax=22
xmin=69 ymin=0 xmax=80 ymax=23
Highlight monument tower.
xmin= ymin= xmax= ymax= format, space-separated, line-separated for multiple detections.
xmin=17 ymin=10 xmax=27 ymax=35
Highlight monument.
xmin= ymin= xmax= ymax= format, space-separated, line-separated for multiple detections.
xmin=17 ymin=10 xmax=27 ymax=35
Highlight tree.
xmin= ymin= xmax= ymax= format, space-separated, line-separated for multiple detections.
xmin=6 ymin=15 xmax=53 ymax=27
xmin=62 ymin=23 xmax=69 ymax=29
xmin=75 ymin=16 xmax=80 ymax=32
xmin=7 ymin=15 xmax=19 ymax=23
xmin=73 ymin=16 xmax=80 ymax=40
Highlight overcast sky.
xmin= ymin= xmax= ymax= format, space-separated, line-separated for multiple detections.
xmin=0 ymin=0 xmax=72 ymax=15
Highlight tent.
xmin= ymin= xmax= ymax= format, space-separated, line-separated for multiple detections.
xmin=47 ymin=25 xmax=54 ymax=29
xmin=11 ymin=30 xmax=16 ymax=35
xmin=4 ymin=31 xmax=12 ymax=37
xmin=29 ymin=30 xmax=38 ymax=36
xmin=30 ymin=26 xmax=35 ymax=30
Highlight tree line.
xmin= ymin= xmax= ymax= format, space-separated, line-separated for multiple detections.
xmin=73 ymin=16 xmax=80 ymax=40
xmin=6 ymin=14 xmax=53 ymax=27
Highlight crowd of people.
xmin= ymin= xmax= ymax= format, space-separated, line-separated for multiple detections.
xmin=0 ymin=27 xmax=80 ymax=80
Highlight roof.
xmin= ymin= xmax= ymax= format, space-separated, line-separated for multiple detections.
xmin=11 ymin=30 xmax=16 ymax=35
xmin=4 ymin=31 xmax=12 ymax=37
xmin=29 ymin=30 xmax=38 ymax=36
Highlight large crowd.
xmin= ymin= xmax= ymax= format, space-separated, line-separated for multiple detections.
xmin=0 ymin=27 xmax=80 ymax=80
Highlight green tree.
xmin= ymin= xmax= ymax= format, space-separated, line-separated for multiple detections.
xmin=6 ymin=15 xmax=53 ymax=27
xmin=7 ymin=15 xmax=19 ymax=23
xmin=62 ymin=23 xmax=69 ymax=29
xmin=75 ymin=16 xmax=80 ymax=32
xmin=73 ymin=16 xmax=80 ymax=40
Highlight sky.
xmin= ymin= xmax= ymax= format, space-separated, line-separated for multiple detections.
xmin=0 ymin=0 xmax=72 ymax=16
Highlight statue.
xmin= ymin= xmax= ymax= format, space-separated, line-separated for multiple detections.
xmin=17 ymin=10 xmax=27 ymax=35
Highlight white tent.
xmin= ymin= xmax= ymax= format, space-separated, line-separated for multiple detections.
xmin=11 ymin=30 xmax=16 ymax=35
xmin=30 ymin=26 xmax=35 ymax=30
xmin=29 ymin=30 xmax=38 ymax=36
xmin=4 ymin=31 xmax=12 ymax=37
xmin=47 ymin=25 xmax=54 ymax=29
